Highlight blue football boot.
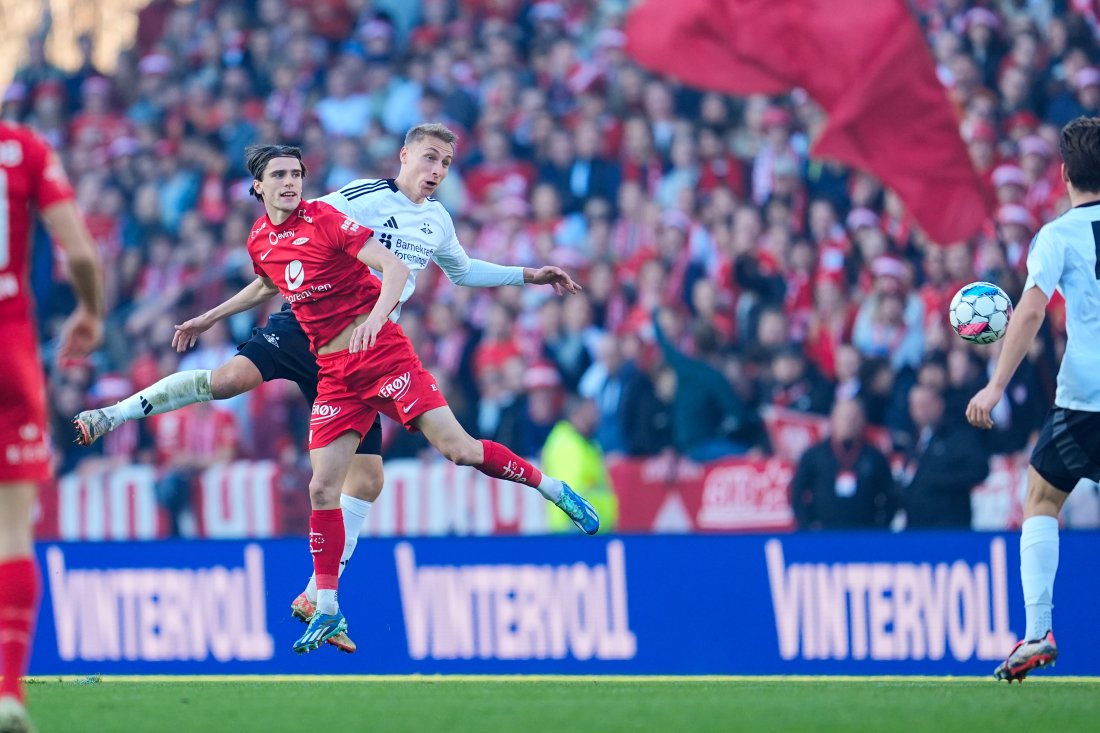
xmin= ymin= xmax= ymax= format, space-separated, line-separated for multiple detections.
xmin=554 ymin=482 xmax=600 ymax=535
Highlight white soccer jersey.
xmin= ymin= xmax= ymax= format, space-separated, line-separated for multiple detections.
xmin=315 ymin=178 xmax=523 ymax=319
xmin=1024 ymin=201 xmax=1100 ymax=410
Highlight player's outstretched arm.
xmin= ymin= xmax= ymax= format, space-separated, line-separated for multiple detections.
xmin=40 ymin=200 xmax=105 ymax=361
xmin=172 ymin=276 xmax=280 ymax=352
xmin=433 ymin=241 xmax=581 ymax=295
xmin=352 ymin=237 xmax=410 ymax=351
xmin=966 ymin=285 xmax=1048 ymax=429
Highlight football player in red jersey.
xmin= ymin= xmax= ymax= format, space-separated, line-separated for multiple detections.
xmin=211 ymin=144 xmax=598 ymax=654
xmin=75 ymin=123 xmax=584 ymax=654
xmin=0 ymin=121 xmax=103 ymax=732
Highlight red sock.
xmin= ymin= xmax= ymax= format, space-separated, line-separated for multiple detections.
xmin=478 ymin=440 xmax=543 ymax=487
xmin=0 ymin=557 xmax=38 ymax=702
xmin=309 ymin=509 xmax=344 ymax=591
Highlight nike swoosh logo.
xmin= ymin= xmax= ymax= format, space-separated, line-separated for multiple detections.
xmin=261 ymin=248 xmax=274 ymax=261
xmin=403 ymin=399 xmax=420 ymax=414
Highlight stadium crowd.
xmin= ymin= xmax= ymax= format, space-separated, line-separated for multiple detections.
xmin=6 ymin=0 xmax=1098 ymax=529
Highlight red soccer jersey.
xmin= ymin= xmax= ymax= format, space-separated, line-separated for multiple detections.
xmin=0 ymin=122 xmax=75 ymax=321
xmin=246 ymin=199 xmax=377 ymax=351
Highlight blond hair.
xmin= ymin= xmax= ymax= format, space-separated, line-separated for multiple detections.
xmin=404 ymin=123 xmax=458 ymax=148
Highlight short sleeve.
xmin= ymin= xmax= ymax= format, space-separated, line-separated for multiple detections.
xmin=25 ymin=133 xmax=74 ymax=209
xmin=330 ymin=214 xmax=375 ymax=259
xmin=1023 ymin=229 xmax=1064 ymax=298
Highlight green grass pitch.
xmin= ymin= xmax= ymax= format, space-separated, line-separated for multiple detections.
xmin=24 ymin=675 xmax=1100 ymax=733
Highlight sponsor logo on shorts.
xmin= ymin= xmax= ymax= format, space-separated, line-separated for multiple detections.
xmin=263 ymin=333 xmax=280 ymax=347
xmin=402 ymin=398 xmax=420 ymax=415
xmin=311 ymin=403 xmax=343 ymax=425
xmin=378 ymin=372 xmax=412 ymax=400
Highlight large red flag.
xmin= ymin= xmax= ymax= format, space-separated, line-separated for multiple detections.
xmin=625 ymin=0 xmax=994 ymax=244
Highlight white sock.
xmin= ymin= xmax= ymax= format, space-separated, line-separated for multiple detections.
xmin=109 ymin=370 xmax=213 ymax=424
xmin=1021 ymin=515 xmax=1059 ymax=641
xmin=537 ymin=475 xmax=564 ymax=503
xmin=316 ymin=589 xmax=338 ymax=615
xmin=305 ymin=494 xmax=372 ymax=603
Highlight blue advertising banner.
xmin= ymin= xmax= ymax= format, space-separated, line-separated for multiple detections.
xmin=29 ymin=532 xmax=1100 ymax=676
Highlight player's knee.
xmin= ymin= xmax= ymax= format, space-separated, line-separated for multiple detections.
xmin=211 ymin=359 xmax=262 ymax=399
xmin=345 ymin=469 xmax=384 ymax=502
xmin=307 ymin=477 xmax=341 ymax=509
xmin=438 ymin=437 xmax=481 ymax=466
xmin=1024 ymin=467 xmax=1069 ymax=518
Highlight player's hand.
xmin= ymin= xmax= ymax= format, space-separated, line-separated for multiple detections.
xmin=57 ymin=305 xmax=103 ymax=363
xmin=173 ymin=315 xmax=213 ymax=352
xmin=966 ymin=384 xmax=1003 ymax=429
xmin=527 ymin=266 xmax=582 ymax=295
xmin=350 ymin=315 xmax=386 ymax=353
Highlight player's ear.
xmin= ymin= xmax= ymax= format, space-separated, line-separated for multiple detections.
xmin=1061 ymin=162 xmax=1069 ymax=184
xmin=253 ymin=179 xmax=263 ymax=197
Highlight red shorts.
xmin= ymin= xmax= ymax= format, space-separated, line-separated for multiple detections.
xmin=309 ymin=321 xmax=449 ymax=450
xmin=0 ymin=321 xmax=52 ymax=482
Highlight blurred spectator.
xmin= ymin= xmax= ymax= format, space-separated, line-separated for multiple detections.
xmin=313 ymin=67 xmax=372 ymax=138
xmin=760 ymin=345 xmax=832 ymax=415
xmin=542 ymin=396 xmax=618 ymax=532
xmin=789 ymin=399 xmax=897 ymax=530
xmin=852 ymin=256 xmax=925 ymax=372
xmin=899 ymin=384 xmax=989 ymax=529
xmin=152 ymin=400 xmax=239 ymax=537
xmin=577 ymin=332 xmax=635 ymax=455
xmin=653 ymin=307 xmax=758 ymax=462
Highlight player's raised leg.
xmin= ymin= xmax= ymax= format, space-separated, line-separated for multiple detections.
xmin=293 ymin=431 xmax=359 ymax=654
xmin=415 ymin=406 xmax=600 ymax=534
xmin=73 ymin=356 xmax=263 ymax=446
xmin=0 ymin=484 xmax=39 ymax=733
xmin=994 ymin=466 xmax=1068 ymax=682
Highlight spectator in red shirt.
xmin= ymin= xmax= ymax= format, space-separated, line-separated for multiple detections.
xmin=152 ymin=401 xmax=239 ymax=537
xmin=465 ymin=126 xmax=536 ymax=208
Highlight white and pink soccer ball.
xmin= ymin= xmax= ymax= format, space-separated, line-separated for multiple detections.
xmin=949 ymin=281 xmax=1013 ymax=344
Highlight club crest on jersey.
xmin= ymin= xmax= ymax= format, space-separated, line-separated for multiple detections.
xmin=285 ymin=260 xmax=306 ymax=290
xmin=420 ymin=222 xmax=433 ymax=234
xmin=378 ymin=372 xmax=412 ymax=400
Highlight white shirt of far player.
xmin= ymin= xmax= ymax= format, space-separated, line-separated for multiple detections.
xmin=316 ymin=178 xmax=523 ymax=320
xmin=1024 ymin=201 xmax=1100 ymax=410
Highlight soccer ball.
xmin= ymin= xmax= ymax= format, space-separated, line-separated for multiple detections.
xmin=949 ymin=281 xmax=1013 ymax=344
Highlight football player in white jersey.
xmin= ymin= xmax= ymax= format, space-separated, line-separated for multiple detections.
xmin=73 ymin=123 xmax=583 ymax=652
xmin=967 ymin=116 xmax=1100 ymax=681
